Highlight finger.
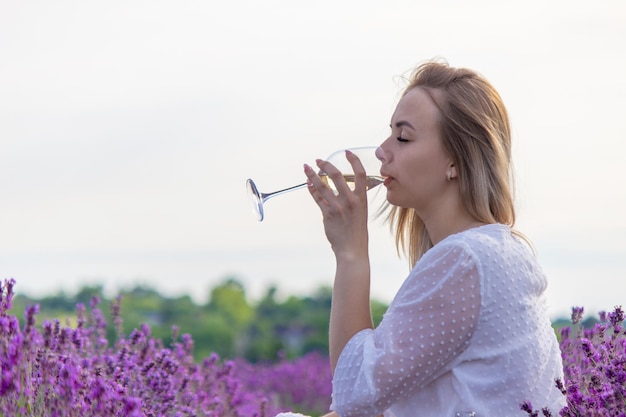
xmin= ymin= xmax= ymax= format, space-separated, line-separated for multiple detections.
xmin=345 ymin=150 xmax=367 ymax=193
xmin=315 ymin=158 xmax=353 ymax=196
xmin=307 ymin=182 xmax=330 ymax=210
xmin=304 ymin=163 xmax=330 ymax=193
xmin=304 ymin=164 xmax=332 ymax=208
xmin=304 ymin=159 xmax=345 ymax=201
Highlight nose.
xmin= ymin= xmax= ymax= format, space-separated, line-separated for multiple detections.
xmin=375 ymin=146 xmax=386 ymax=163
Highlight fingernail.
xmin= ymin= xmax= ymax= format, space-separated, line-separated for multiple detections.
xmin=304 ymin=164 xmax=312 ymax=172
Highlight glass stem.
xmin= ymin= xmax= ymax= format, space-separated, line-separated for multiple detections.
xmin=261 ymin=182 xmax=308 ymax=202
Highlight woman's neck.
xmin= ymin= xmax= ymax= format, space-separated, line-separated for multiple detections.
xmin=421 ymin=198 xmax=487 ymax=245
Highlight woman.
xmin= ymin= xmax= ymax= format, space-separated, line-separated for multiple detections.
xmin=303 ymin=61 xmax=565 ymax=416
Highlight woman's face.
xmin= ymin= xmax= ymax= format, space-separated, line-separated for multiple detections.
xmin=377 ymin=87 xmax=454 ymax=212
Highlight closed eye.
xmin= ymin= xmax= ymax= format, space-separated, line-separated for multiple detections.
xmin=396 ymin=136 xmax=409 ymax=142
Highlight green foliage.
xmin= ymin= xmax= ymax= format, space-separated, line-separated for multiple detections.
xmin=12 ymin=278 xmax=389 ymax=363
xmin=552 ymin=314 xmax=601 ymax=342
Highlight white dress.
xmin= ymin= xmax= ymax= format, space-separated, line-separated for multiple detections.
xmin=330 ymin=224 xmax=565 ymax=417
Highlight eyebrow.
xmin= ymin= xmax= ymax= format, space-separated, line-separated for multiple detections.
xmin=390 ymin=120 xmax=415 ymax=130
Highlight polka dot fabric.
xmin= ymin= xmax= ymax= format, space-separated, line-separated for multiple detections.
xmin=331 ymin=224 xmax=565 ymax=417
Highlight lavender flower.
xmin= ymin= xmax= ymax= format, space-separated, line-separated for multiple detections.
xmin=570 ymin=306 xmax=584 ymax=325
xmin=0 ymin=278 xmax=332 ymax=417
xmin=608 ymin=306 xmax=624 ymax=334
xmin=523 ymin=305 xmax=626 ymax=417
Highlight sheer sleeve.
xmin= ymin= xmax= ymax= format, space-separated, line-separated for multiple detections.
xmin=331 ymin=240 xmax=482 ymax=417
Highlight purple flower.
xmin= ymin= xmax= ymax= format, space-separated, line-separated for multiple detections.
xmin=0 ymin=278 xmax=16 ymax=314
xmin=608 ymin=305 xmax=624 ymax=333
xmin=529 ymin=305 xmax=626 ymax=416
xmin=520 ymin=401 xmax=538 ymax=416
xmin=0 ymin=278 xmax=356 ymax=416
xmin=571 ymin=306 xmax=584 ymax=325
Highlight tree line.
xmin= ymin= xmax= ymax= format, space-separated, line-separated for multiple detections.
xmin=10 ymin=277 xmax=389 ymax=363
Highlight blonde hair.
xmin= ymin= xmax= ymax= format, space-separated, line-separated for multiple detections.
xmin=386 ymin=60 xmax=518 ymax=266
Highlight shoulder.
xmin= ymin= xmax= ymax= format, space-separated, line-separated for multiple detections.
xmin=436 ymin=223 xmax=521 ymax=258
xmin=409 ymin=227 xmax=489 ymax=280
xmin=418 ymin=224 xmax=503 ymax=262
xmin=447 ymin=223 xmax=511 ymax=246
xmin=413 ymin=224 xmax=516 ymax=277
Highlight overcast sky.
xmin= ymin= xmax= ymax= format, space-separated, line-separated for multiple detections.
xmin=1 ymin=0 xmax=625 ymax=319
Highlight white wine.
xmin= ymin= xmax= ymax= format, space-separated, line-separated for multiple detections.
xmin=320 ymin=174 xmax=384 ymax=192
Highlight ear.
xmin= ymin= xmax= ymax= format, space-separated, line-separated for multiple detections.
xmin=447 ymin=162 xmax=457 ymax=180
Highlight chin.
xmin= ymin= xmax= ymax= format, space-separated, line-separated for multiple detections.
xmin=384 ymin=192 xmax=402 ymax=208
xmin=384 ymin=195 xmax=415 ymax=211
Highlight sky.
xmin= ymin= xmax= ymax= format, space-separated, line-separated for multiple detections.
xmin=1 ymin=0 xmax=625 ymax=320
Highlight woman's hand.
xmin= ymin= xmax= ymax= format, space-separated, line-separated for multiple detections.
xmin=304 ymin=150 xmax=369 ymax=260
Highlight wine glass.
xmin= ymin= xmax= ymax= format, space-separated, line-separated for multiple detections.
xmin=246 ymin=146 xmax=383 ymax=221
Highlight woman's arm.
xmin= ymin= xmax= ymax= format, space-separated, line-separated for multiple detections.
xmin=304 ymin=152 xmax=374 ymax=370
xmin=330 ymin=241 xmax=481 ymax=416
xmin=329 ymin=251 xmax=374 ymax=370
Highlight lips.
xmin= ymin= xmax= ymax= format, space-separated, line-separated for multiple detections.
xmin=380 ymin=169 xmax=394 ymax=187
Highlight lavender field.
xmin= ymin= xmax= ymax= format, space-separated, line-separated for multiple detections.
xmin=0 ymin=278 xmax=331 ymax=416
xmin=1 ymin=278 xmax=624 ymax=416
